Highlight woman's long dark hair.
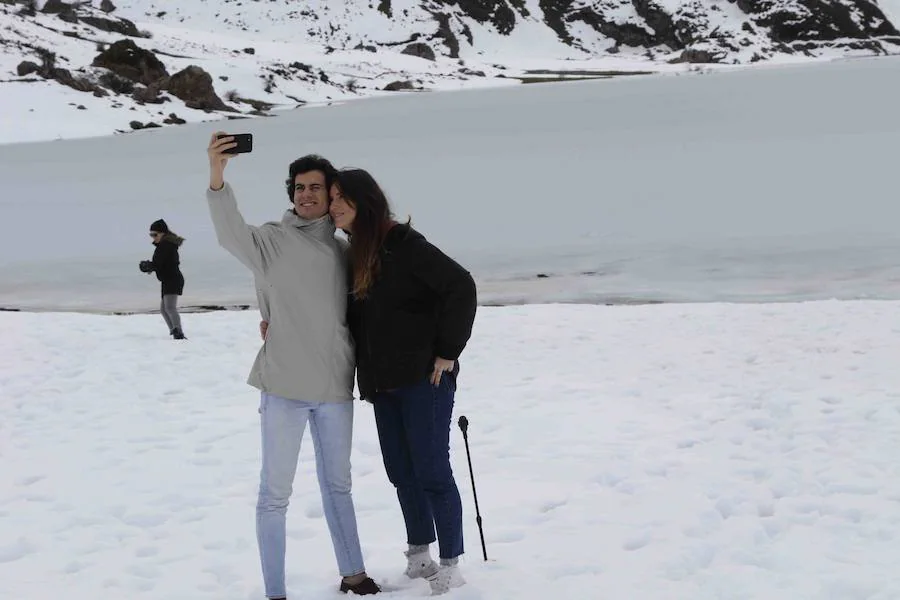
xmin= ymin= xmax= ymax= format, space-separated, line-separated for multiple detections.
xmin=333 ymin=168 xmax=397 ymax=299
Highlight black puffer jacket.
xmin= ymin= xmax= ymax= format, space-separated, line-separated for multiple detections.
xmin=348 ymin=223 xmax=477 ymax=400
xmin=150 ymin=234 xmax=185 ymax=296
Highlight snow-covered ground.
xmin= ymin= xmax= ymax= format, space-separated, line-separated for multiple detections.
xmin=2 ymin=300 xmax=900 ymax=599
xmin=1 ymin=54 xmax=899 ymax=312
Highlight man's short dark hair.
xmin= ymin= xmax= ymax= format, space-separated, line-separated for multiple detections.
xmin=286 ymin=154 xmax=338 ymax=201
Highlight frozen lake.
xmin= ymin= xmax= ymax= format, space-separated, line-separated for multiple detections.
xmin=1 ymin=56 xmax=899 ymax=312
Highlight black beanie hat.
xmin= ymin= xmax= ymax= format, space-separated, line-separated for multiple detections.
xmin=150 ymin=219 xmax=169 ymax=233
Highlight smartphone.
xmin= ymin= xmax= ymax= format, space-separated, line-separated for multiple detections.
xmin=218 ymin=133 xmax=253 ymax=154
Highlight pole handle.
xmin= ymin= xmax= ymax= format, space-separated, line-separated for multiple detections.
xmin=458 ymin=415 xmax=469 ymax=434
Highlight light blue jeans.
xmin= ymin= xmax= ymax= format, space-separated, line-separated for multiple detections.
xmin=256 ymin=392 xmax=365 ymax=599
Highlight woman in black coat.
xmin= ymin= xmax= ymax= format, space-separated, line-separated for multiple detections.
xmin=329 ymin=168 xmax=477 ymax=596
xmin=140 ymin=219 xmax=186 ymax=339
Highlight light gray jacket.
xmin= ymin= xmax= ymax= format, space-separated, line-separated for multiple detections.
xmin=207 ymin=182 xmax=354 ymax=402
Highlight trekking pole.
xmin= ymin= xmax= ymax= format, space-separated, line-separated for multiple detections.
xmin=457 ymin=415 xmax=487 ymax=561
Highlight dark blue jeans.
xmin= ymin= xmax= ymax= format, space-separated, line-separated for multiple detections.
xmin=373 ymin=373 xmax=464 ymax=560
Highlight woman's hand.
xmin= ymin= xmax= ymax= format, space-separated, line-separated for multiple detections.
xmin=208 ymin=131 xmax=236 ymax=191
xmin=430 ymin=357 xmax=455 ymax=386
xmin=260 ymin=320 xmax=268 ymax=340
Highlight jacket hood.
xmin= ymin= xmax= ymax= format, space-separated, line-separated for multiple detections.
xmin=154 ymin=233 xmax=184 ymax=247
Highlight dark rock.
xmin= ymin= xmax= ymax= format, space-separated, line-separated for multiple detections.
xmin=57 ymin=8 xmax=78 ymax=23
xmin=132 ymin=84 xmax=166 ymax=104
xmin=92 ymin=40 xmax=168 ymax=86
xmin=40 ymin=0 xmax=72 ymax=14
xmin=35 ymin=48 xmax=57 ymax=77
xmin=669 ymin=48 xmax=726 ymax=64
xmin=538 ymin=0 xmax=574 ymax=46
xmin=243 ymin=47 xmax=256 ymax=54
xmin=431 ymin=12 xmax=461 ymax=58
xmin=632 ymin=0 xmax=679 ymax=49
xmin=18 ymin=49 xmax=108 ymax=95
xmin=52 ymin=67 xmax=109 ymax=96
xmin=163 ymin=113 xmax=186 ymax=124
xmin=129 ymin=120 xmax=161 ymax=130
xmin=98 ymin=71 xmax=135 ymax=94
xmin=568 ymin=4 xmax=657 ymax=48
xmin=289 ymin=61 xmax=313 ymax=73
xmin=100 ymin=0 xmax=116 ymax=13
xmin=432 ymin=0 xmax=519 ymax=35
xmin=383 ymin=80 xmax=416 ymax=91
xmin=81 ymin=16 xmax=142 ymax=38
xmin=164 ymin=65 xmax=230 ymax=112
xmin=16 ymin=60 xmax=39 ymax=77
xmin=402 ymin=42 xmax=436 ymax=61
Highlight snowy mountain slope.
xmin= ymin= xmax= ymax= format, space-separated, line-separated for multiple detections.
xmin=882 ymin=0 xmax=900 ymax=23
xmin=1 ymin=0 xmax=898 ymax=143
xmin=98 ymin=0 xmax=900 ymax=62
xmin=0 ymin=0 xmax=519 ymax=142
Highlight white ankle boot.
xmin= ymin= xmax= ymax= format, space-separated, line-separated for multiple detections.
xmin=426 ymin=564 xmax=466 ymax=595
xmin=404 ymin=548 xmax=439 ymax=579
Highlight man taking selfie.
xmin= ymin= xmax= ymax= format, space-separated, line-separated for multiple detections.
xmin=205 ymin=132 xmax=379 ymax=599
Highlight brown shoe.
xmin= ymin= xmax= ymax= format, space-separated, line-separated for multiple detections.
xmin=339 ymin=576 xmax=381 ymax=595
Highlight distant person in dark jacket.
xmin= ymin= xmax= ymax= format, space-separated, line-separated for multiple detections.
xmin=330 ymin=168 xmax=477 ymax=595
xmin=140 ymin=219 xmax=186 ymax=339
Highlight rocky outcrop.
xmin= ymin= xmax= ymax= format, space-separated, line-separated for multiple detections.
xmin=402 ymin=42 xmax=436 ymax=61
xmin=16 ymin=48 xmax=108 ymax=96
xmin=383 ymin=79 xmax=418 ymax=91
xmin=164 ymin=66 xmax=231 ymax=112
xmin=404 ymin=0 xmax=898 ymax=63
xmin=92 ymin=40 xmax=168 ymax=86
xmin=524 ymin=0 xmax=900 ymax=62
xmin=39 ymin=0 xmax=144 ymax=37
xmin=80 ymin=15 xmax=142 ymax=37
xmin=431 ymin=0 xmax=521 ymax=35
xmin=90 ymin=43 xmax=232 ymax=111
xmin=736 ymin=0 xmax=898 ymax=42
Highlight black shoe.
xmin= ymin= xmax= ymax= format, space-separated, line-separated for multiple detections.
xmin=172 ymin=327 xmax=186 ymax=340
xmin=339 ymin=576 xmax=380 ymax=595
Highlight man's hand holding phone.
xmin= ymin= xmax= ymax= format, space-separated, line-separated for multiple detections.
xmin=207 ymin=132 xmax=252 ymax=191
